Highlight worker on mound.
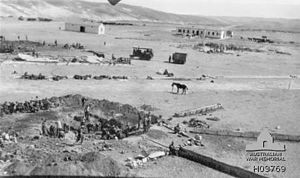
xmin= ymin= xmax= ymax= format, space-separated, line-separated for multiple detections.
xmin=76 ymin=126 xmax=84 ymax=145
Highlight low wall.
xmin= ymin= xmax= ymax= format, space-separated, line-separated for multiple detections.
xmin=177 ymin=147 xmax=266 ymax=178
xmin=173 ymin=104 xmax=223 ymax=117
xmin=190 ymin=128 xmax=300 ymax=142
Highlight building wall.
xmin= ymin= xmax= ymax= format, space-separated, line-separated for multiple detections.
xmin=65 ymin=23 xmax=105 ymax=35
xmin=176 ymin=27 xmax=231 ymax=39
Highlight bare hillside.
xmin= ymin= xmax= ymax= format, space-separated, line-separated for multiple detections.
xmin=0 ymin=0 xmax=226 ymax=25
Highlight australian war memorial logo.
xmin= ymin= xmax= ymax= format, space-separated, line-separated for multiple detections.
xmin=246 ymin=129 xmax=287 ymax=174
xmin=246 ymin=129 xmax=286 ymax=152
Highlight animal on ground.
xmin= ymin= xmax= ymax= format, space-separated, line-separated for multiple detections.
xmin=171 ymin=82 xmax=188 ymax=94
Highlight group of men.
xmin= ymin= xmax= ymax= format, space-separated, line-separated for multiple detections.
xmin=138 ymin=112 xmax=152 ymax=133
xmin=0 ymin=97 xmax=55 ymax=115
xmin=63 ymin=42 xmax=84 ymax=50
xmin=41 ymin=119 xmax=66 ymax=139
xmin=81 ymin=103 xmax=126 ymax=140
xmin=39 ymin=97 xmax=154 ymax=144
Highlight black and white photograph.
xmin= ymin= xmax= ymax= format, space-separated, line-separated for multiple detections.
xmin=0 ymin=0 xmax=299 ymax=177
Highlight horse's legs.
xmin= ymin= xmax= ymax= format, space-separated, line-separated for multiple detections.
xmin=177 ymin=87 xmax=179 ymax=93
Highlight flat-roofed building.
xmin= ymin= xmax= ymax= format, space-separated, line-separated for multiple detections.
xmin=65 ymin=22 xmax=105 ymax=35
xmin=176 ymin=26 xmax=233 ymax=39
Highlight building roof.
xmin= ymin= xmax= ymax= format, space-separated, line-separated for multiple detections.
xmin=176 ymin=26 xmax=231 ymax=31
xmin=65 ymin=21 xmax=104 ymax=27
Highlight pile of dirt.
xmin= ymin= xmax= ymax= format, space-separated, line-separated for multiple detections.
xmin=29 ymin=152 xmax=123 ymax=176
xmin=5 ymin=151 xmax=125 ymax=177
xmin=4 ymin=160 xmax=34 ymax=175
xmin=80 ymin=152 xmax=122 ymax=176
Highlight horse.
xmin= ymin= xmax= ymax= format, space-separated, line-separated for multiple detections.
xmin=171 ymin=82 xmax=188 ymax=94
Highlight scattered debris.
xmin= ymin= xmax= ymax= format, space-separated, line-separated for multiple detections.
xmin=146 ymin=76 xmax=154 ymax=80
xmin=73 ymin=75 xmax=92 ymax=80
xmin=148 ymin=151 xmax=166 ymax=159
xmin=206 ymin=117 xmax=220 ymax=121
xmin=20 ymin=72 xmax=46 ymax=80
xmin=193 ymin=42 xmax=265 ymax=54
xmin=51 ymin=75 xmax=68 ymax=81
xmin=125 ymin=151 xmax=167 ymax=169
xmin=247 ymin=36 xmax=274 ymax=43
xmin=156 ymin=69 xmax=174 ymax=77
xmin=188 ymin=118 xmax=210 ymax=129
xmin=93 ymin=75 xmax=128 ymax=80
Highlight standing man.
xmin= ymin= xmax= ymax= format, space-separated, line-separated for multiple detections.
xmin=137 ymin=112 xmax=142 ymax=130
xmin=41 ymin=119 xmax=48 ymax=136
xmin=124 ymin=122 xmax=130 ymax=137
xmin=147 ymin=114 xmax=151 ymax=132
xmin=146 ymin=112 xmax=151 ymax=132
xmin=143 ymin=117 xmax=147 ymax=133
xmin=81 ymin=97 xmax=87 ymax=107
xmin=76 ymin=126 xmax=84 ymax=145
xmin=84 ymin=104 xmax=91 ymax=122
xmin=56 ymin=120 xmax=63 ymax=137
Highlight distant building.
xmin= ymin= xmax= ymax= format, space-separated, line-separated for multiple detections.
xmin=65 ymin=22 xmax=105 ymax=35
xmin=176 ymin=26 xmax=233 ymax=39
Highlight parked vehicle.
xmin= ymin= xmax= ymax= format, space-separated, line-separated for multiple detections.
xmin=170 ymin=52 xmax=187 ymax=64
xmin=130 ymin=47 xmax=153 ymax=61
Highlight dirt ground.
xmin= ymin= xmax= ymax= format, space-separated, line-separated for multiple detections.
xmin=0 ymin=18 xmax=300 ymax=177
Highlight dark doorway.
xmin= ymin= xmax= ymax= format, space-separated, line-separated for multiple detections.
xmin=80 ymin=26 xmax=85 ymax=32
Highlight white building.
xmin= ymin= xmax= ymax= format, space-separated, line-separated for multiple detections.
xmin=65 ymin=22 xmax=105 ymax=35
xmin=176 ymin=26 xmax=233 ymax=39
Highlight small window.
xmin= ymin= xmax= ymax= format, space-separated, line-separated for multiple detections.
xmin=187 ymin=30 xmax=189 ymax=33
xmin=178 ymin=29 xmax=182 ymax=33
xmin=208 ymin=32 xmax=210 ymax=35
xmin=183 ymin=30 xmax=185 ymax=33
xmin=212 ymin=32 xmax=215 ymax=35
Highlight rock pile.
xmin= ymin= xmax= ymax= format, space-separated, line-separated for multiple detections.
xmin=93 ymin=75 xmax=128 ymax=80
xmin=20 ymin=72 xmax=46 ymax=80
xmin=0 ymin=98 xmax=57 ymax=115
xmin=51 ymin=75 xmax=68 ymax=81
xmin=73 ymin=75 xmax=92 ymax=80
